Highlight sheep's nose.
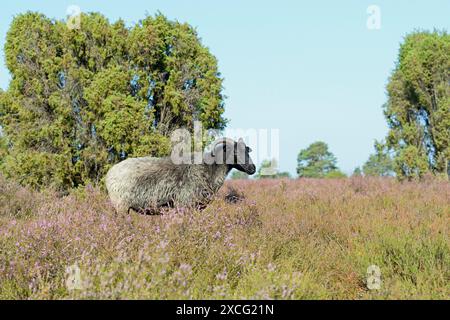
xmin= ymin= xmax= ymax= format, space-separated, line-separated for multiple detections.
xmin=248 ymin=164 xmax=256 ymax=175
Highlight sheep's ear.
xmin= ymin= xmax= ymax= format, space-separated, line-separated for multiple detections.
xmin=211 ymin=142 xmax=224 ymax=157
xmin=247 ymin=147 xmax=252 ymax=153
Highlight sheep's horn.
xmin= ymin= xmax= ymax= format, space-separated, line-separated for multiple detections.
xmin=210 ymin=138 xmax=236 ymax=156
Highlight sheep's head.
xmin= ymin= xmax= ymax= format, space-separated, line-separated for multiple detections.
xmin=210 ymin=138 xmax=256 ymax=175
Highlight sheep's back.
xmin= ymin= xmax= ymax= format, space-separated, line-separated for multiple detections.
xmin=105 ymin=156 xmax=166 ymax=209
xmin=105 ymin=156 xmax=208 ymax=210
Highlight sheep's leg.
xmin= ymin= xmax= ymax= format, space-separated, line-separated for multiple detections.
xmin=128 ymin=207 xmax=140 ymax=215
xmin=131 ymin=207 xmax=163 ymax=215
xmin=195 ymin=202 xmax=208 ymax=211
xmin=143 ymin=207 xmax=163 ymax=215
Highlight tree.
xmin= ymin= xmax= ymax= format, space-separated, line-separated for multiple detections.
xmin=255 ymin=159 xmax=291 ymax=179
xmin=324 ymin=170 xmax=346 ymax=179
xmin=0 ymin=91 xmax=4 ymax=165
xmin=0 ymin=132 xmax=6 ymax=166
xmin=352 ymin=167 xmax=362 ymax=176
xmin=0 ymin=12 xmax=226 ymax=190
xmin=230 ymin=170 xmax=249 ymax=180
xmin=276 ymin=171 xmax=292 ymax=178
xmin=362 ymin=140 xmax=395 ymax=177
xmin=384 ymin=31 xmax=449 ymax=180
xmin=296 ymin=141 xmax=339 ymax=178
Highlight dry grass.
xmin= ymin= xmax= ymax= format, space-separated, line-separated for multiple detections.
xmin=0 ymin=175 xmax=448 ymax=299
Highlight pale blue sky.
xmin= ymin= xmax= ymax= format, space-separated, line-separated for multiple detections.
xmin=1 ymin=1 xmax=449 ymax=175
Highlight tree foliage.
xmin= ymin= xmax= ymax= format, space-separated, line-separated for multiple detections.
xmin=0 ymin=134 xmax=6 ymax=166
xmin=384 ymin=31 xmax=449 ymax=180
xmin=0 ymin=12 xmax=226 ymax=190
xmin=255 ymin=159 xmax=291 ymax=179
xmin=362 ymin=140 xmax=395 ymax=177
xmin=324 ymin=170 xmax=346 ymax=179
xmin=352 ymin=167 xmax=362 ymax=176
xmin=230 ymin=170 xmax=249 ymax=180
xmin=296 ymin=141 xmax=341 ymax=178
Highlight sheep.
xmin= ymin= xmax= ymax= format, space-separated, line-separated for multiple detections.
xmin=105 ymin=138 xmax=256 ymax=214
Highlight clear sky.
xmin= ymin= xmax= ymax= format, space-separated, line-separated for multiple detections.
xmin=0 ymin=0 xmax=449 ymax=175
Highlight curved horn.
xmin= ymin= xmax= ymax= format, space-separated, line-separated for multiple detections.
xmin=211 ymin=138 xmax=236 ymax=156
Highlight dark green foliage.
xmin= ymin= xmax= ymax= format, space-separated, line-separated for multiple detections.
xmin=0 ymin=12 xmax=226 ymax=190
xmin=255 ymin=159 xmax=291 ymax=179
xmin=296 ymin=141 xmax=340 ymax=178
xmin=276 ymin=171 xmax=292 ymax=178
xmin=0 ymin=135 xmax=6 ymax=166
xmin=362 ymin=140 xmax=395 ymax=177
xmin=0 ymin=90 xmax=5 ymax=165
xmin=230 ymin=170 xmax=249 ymax=180
xmin=352 ymin=167 xmax=362 ymax=176
xmin=323 ymin=170 xmax=346 ymax=179
xmin=384 ymin=31 xmax=449 ymax=180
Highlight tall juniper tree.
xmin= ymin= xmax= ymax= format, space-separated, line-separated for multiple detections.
xmin=0 ymin=12 xmax=226 ymax=190
xmin=384 ymin=31 xmax=449 ymax=180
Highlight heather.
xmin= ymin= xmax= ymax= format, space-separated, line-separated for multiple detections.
xmin=0 ymin=175 xmax=448 ymax=299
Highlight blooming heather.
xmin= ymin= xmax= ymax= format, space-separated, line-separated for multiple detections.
xmin=0 ymin=175 xmax=448 ymax=299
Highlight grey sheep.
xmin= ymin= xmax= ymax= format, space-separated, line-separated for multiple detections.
xmin=105 ymin=138 xmax=256 ymax=214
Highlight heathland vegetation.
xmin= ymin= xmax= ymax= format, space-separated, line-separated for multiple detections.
xmin=0 ymin=176 xmax=448 ymax=299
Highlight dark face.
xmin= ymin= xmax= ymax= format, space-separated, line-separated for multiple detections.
xmin=210 ymin=138 xmax=256 ymax=175
xmin=233 ymin=139 xmax=256 ymax=175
